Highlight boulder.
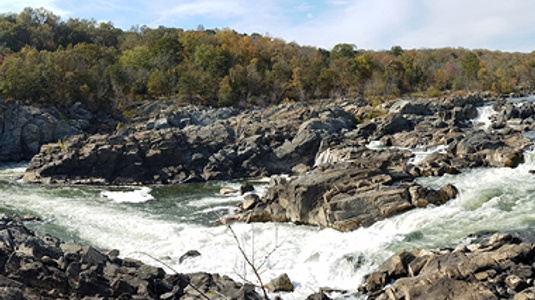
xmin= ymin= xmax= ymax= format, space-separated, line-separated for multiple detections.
xmin=220 ymin=188 xmax=238 ymax=195
xmin=389 ymin=99 xmax=433 ymax=116
xmin=265 ymin=273 xmax=294 ymax=292
xmin=242 ymin=194 xmax=260 ymax=211
xmin=179 ymin=250 xmax=201 ymax=264
xmin=240 ymin=182 xmax=255 ymax=194
xmin=306 ymin=291 xmax=332 ymax=300
xmin=222 ymin=148 xmax=458 ymax=231
xmin=0 ymin=103 xmax=90 ymax=162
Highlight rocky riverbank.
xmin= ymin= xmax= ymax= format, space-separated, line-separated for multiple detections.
xmin=23 ymin=102 xmax=356 ymax=185
xmin=361 ymin=233 xmax=535 ymax=300
xmin=0 ymin=214 xmax=262 ymax=299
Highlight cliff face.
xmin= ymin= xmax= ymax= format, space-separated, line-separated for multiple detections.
xmin=0 ymin=102 xmax=93 ymax=162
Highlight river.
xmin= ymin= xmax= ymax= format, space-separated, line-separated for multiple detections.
xmin=2 ymin=97 xmax=535 ymax=299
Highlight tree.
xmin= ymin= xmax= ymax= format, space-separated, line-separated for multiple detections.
xmin=330 ymin=43 xmax=356 ymax=60
xmin=390 ymin=45 xmax=404 ymax=57
xmin=461 ymin=51 xmax=480 ymax=82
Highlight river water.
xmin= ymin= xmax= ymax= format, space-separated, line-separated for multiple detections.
xmin=2 ymin=97 xmax=535 ymax=299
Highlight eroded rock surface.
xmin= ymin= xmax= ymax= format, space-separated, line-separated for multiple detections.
xmin=24 ymin=102 xmax=356 ymax=184
xmin=362 ymin=233 xmax=535 ymax=300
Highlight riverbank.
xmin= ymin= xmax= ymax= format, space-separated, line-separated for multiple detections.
xmin=0 ymin=214 xmax=264 ymax=299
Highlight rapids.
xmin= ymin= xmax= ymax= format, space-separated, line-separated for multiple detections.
xmin=2 ymin=96 xmax=535 ymax=299
xmin=3 ymin=152 xmax=535 ymax=299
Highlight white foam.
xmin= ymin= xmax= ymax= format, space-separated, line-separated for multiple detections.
xmin=365 ymin=140 xmax=384 ymax=150
xmin=473 ymin=104 xmax=497 ymax=129
xmin=366 ymin=141 xmax=447 ymax=165
xmin=408 ymin=144 xmax=448 ymax=165
xmin=314 ymin=149 xmax=335 ymax=167
xmin=0 ymin=162 xmax=28 ymax=180
xmin=100 ymin=187 xmax=154 ymax=203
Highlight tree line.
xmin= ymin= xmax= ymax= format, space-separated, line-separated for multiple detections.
xmin=1 ymin=7 xmax=535 ymax=113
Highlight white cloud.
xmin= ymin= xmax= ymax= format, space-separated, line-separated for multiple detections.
xmin=0 ymin=0 xmax=70 ymax=17
xmin=268 ymin=0 xmax=535 ymax=52
xmin=152 ymin=0 xmax=246 ymax=25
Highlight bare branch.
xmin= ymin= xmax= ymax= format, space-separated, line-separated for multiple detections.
xmin=226 ymin=224 xmax=270 ymax=300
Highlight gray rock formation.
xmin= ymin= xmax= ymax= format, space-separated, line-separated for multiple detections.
xmin=0 ymin=102 xmax=92 ymax=162
xmin=362 ymin=233 xmax=535 ymax=300
xmin=23 ymin=102 xmax=357 ymax=184
xmin=219 ymin=148 xmax=458 ymax=232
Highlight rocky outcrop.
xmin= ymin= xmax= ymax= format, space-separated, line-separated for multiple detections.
xmin=23 ymin=102 xmax=357 ymax=184
xmin=361 ymin=233 xmax=535 ymax=300
xmin=0 ymin=214 xmax=260 ymax=299
xmin=221 ymin=94 xmax=531 ymax=231
xmin=219 ymin=148 xmax=458 ymax=231
xmin=0 ymin=102 xmax=94 ymax=162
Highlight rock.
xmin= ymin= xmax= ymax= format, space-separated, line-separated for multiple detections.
xmin=24 ymin=102 xmax=357 ymax=184
xmin=364 ymin=234 xmax=535 ymax=300
xmin=306 ymin=292 xmax=332 ymax=300
xmin=0 ymin=102 xmax=93 ymax=162
xmin=240 ymin=182 xmax=255 ymax=194
xmin=106 ymin=249 xmax=120 ymax=259
xmin=389 ymin=99 xmax=433 ymax=116
xmin=186 ymin=272 xmax=261 ymax=299
xmin=377 ymin=114 xmax=413 ymax=135
xmin=242 ymin=194 xmax=260 ymax=211
xmin=379 ymin=251 xmax=415 ymax=279
xmin=223 ymin=146 xmax=458 ymax=231
xmin=266 ymin=273 xmax=294 ymax=292
xmin=220 ymin=188 xmax=238 ymax=195
xmin=514 ymin=289 xmax=535 ymax=300
xmin=506 ymin=274 xmax=529 ymax=292
xmin=365 ymin=272 xmax=387 ymax=292
xmin=179 ymin=250 xmax=201 ymax=264
xmin=292 ymin=163 xmax=310 ymax=174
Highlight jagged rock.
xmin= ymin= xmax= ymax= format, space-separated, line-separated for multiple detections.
xmin=389 ymin=99 xmax=433 ymax=116
xmin=266 ymin=273 xmax=294 ymax=292
xmin=306 ymin=291 xmax=332 ymax=300
xmin=24 ymin=102 xmax=357 ymax=184
xmin=0 ymin=103 xmax=92 ymax=161
xmin=220 ymin=188 xmax=238 ymax=195
xmin=221 ymin=148 xmax=457 ymax=231
xmin=363 ymin=233 xmax=535 ymax=300
xmin=242 ymin=194 xmax=260 ymax=211
xmin=185 ymin=272 xmax=261 ymax=299
xmin=240 ymin=182 xmax=254 ymax=194
xmin=0 ymin=215 xmax=261 ymax=300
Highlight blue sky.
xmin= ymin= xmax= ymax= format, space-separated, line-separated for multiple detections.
xmin=3 ymin=0 xmax=535 ymax=52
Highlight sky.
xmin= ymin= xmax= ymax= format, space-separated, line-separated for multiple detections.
xmin=2 ymin=0 xmax=535 ymax=52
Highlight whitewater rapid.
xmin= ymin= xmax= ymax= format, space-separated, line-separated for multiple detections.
xmin=3 ymin=96 xmax=535 ymax=299
xmin=3 ymin=153 xmax=535 ymax=299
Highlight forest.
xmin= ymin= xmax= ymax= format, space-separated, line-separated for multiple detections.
xmin=1 ymin=7 xmax=535 ymax=113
